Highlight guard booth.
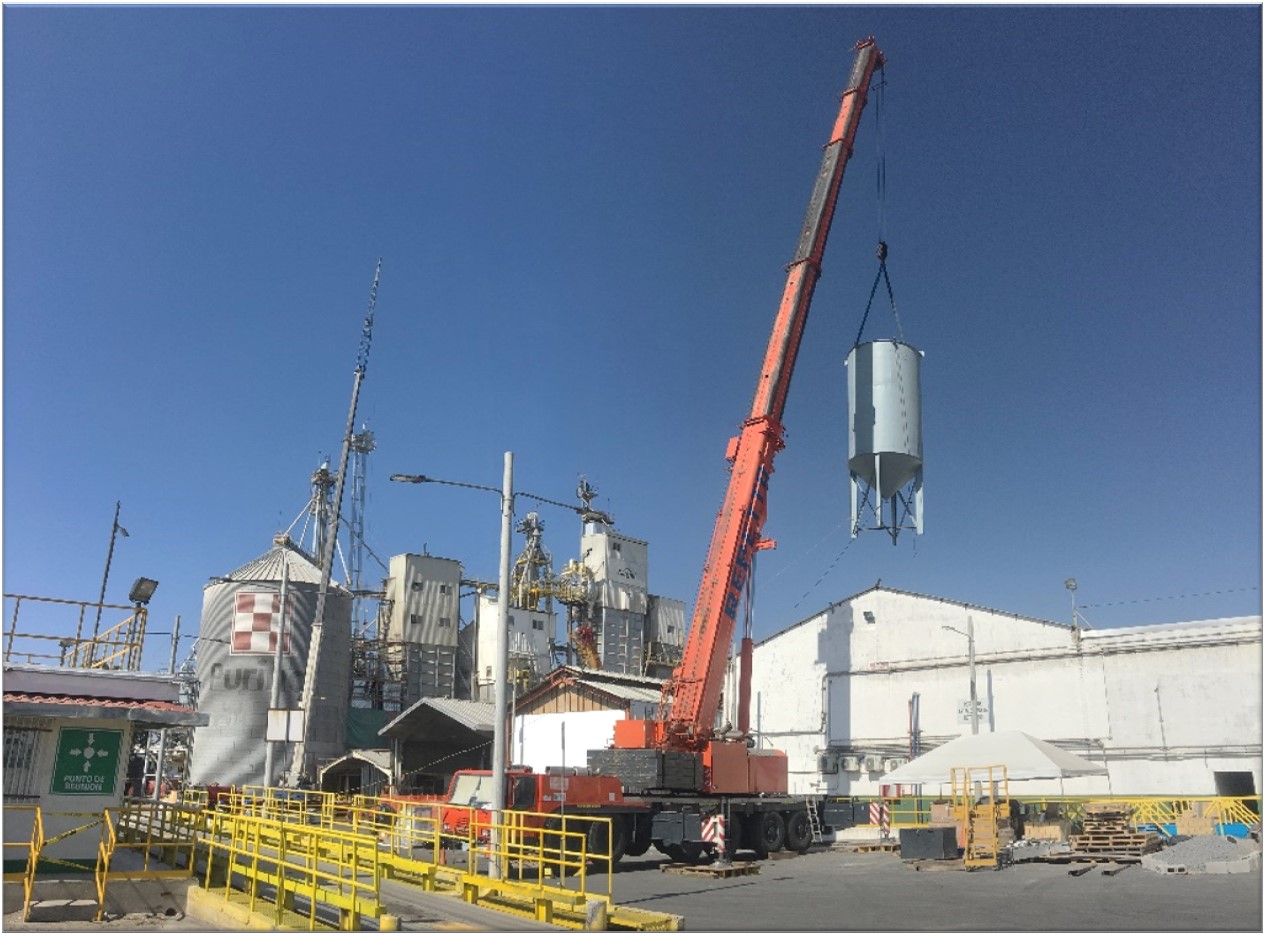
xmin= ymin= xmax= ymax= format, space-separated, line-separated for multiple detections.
xmin=3 ymin=592 xmax=207 ymax=874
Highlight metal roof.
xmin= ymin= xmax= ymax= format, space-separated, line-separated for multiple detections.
xmin=213 ymin=537 xmax=342 ymax=588
xmin=319 ymin=749 xmax=392 ymax=780
xmin=574 ymin=679 xmax=661 ymax=705
xmin=379 ymin=697 xmax=494 ymax=740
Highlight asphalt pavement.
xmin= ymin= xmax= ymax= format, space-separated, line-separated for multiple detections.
xmin=581 ymin=847 xmax=1263 ymax=932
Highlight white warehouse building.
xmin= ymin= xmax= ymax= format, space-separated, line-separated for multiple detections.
xmin=744 ymin=585 xmax=1261 ymax=798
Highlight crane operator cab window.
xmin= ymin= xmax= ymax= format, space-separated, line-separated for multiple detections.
xmin=512 ymin=776 xmax=537 ymax=810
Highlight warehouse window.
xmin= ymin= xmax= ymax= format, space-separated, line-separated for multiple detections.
xmin=532 ymin=619 xmax=544 ymax=631
xmin=3 ymin=724 xmax=44 ymax=802
xmin=440 ymin=584 xmax=451 ymax=594
xmin=439 ymin=617 xmax=452 ymax=628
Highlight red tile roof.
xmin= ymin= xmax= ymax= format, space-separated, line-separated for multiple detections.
xmin=4 ymin=691 xmax=199 ymax=716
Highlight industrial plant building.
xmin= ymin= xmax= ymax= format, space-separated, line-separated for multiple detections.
xmin=185 ymin=507 xmax=1260 ymax=800
xmin=741 ymin=584 xmax=1261 ymax=798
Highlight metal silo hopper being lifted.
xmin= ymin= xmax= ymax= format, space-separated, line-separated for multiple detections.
xmin=846 ymin=338 xmax=923 ymax=543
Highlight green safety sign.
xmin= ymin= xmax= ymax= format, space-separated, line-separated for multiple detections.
xmin=50 ymin=727 xmax=123 ymax=796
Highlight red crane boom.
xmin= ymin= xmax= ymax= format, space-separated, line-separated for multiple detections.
xmin=627 ymin=39 xmax=885 ymax=770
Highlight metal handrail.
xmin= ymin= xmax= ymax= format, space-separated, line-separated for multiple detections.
xmin=2 ymin=805 xmax=44 ymax=921
xmin=3 ymin=593 xmax=147 ymax=670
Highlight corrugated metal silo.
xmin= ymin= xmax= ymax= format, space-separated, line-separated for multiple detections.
xmin=846 ymin=339 xmax=924 ymax=541
xmin=189 ymin=536 xmax=352 ymax=787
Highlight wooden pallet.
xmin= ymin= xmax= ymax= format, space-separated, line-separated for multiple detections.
xmin=1038 ymin=852 xmax=1143 ymax=864
xmin=660 ymin=861 xmax=760 ymax=878
xmin=849 ymin=841 xmax=900 ymax=853
xmin=1068 ymin=835 xmax=1161 ymax=856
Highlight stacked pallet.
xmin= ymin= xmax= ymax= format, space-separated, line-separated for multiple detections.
xmin=1069 ymin=802 xmax=1162 ymax=857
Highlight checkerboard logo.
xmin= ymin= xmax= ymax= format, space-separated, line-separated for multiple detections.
xmin=231 ymin=591 xmax=290 ymax=655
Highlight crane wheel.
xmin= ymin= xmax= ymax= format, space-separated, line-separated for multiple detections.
xmin=784 ymin=810 xmax=813 ymax=853
xmin=759 ymin=811 xmax=786 ymax=853
xmin=586 ymin=817 xmax=628 ymax=867
xmin=542 ymin=818 xmax=580 ymax=876
xmin=625 ymin=815 xmax=652 ymax=857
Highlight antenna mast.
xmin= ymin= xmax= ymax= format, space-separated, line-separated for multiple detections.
xmin=288 ymin=259 xmax=382 ymax=785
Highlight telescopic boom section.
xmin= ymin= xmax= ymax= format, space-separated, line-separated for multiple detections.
xmin=661 ymin=38 xmax=884 ymax=750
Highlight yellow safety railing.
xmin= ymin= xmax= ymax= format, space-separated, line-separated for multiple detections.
xmin=201 ymin=808 xmax=384 ymax=931
xmin=95 ymin=802 xmax=201 ymax=922
xmin=3 ymin=805 xmax=44 ymax=922
xmin=829 ymin=794 xmax=1261 ymax=834
xmin=178 ymin=787 xmax=208 ymax=809
xmin=233 ymin=785 xmax=338 ymax=825
xmin=195 ymin=786 xmax=676 ymax=931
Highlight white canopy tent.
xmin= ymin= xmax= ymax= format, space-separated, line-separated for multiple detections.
xmin=882 ymin=731 xmax=1108 ymax=785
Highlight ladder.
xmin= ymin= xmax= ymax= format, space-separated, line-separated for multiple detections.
xmin=805 ymin=796 xmax=824 ymax=844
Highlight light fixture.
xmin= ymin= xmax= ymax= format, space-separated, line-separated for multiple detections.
xmin=1064 ymin=578 xmax=1077 ymax=592
xmin=128 ymin=577 xmax=159 ymax=605
xmin=389 ymin=474 xmax=428 ymax=484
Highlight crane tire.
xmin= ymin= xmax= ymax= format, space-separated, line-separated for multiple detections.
xmin=586 ymin=817 xmax=628 ymax=867
xmin=741 ymin=814 xmax=769 ymax=859
xmin=542 ymin=817 xmax=580 ymax=876
xmin=625 ymin=815 xmax=652 ymax=857
xmin=760 ymin=810 xmax=786 ymax=853
xmin=784 ymin=810 xmax=813 ymax=853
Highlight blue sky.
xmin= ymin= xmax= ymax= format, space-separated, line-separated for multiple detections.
xmin=4 ymin=6 xmax=1261 ymax=671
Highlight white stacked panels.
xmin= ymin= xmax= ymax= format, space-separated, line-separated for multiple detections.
xmin=474 ymin=592 xmax=554 ymax=701
xmin=646 ymin=595 xmax=686 ymax=649
xmin=385 ymin=554 xmax=460 ymax=701
xmin=580 ymin=525 xmax=649 ymax=676
xmin=189 ymin=543 xmax=351 ymax=786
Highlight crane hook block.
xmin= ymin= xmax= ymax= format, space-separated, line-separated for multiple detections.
xmin=876 ymin=241 xmax=888 ymax=263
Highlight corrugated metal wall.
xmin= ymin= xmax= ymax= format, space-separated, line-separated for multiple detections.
xmin=385 ymin=554 xmax=460 ymax=701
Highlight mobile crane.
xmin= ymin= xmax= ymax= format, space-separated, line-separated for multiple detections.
xmin=439 ymin=37 xmax=885 ymax=865
xmin=604 ymin=36 xmax=884 ymax=773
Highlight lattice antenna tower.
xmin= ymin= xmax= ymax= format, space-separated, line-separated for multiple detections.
xmin=307 ymin=458 xmax=336 ymax=561
xmin=349 ymin=424 xmax=377 ymax=636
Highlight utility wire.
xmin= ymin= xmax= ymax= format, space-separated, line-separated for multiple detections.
xmin=792 ymin=536 xmax=858 ymax=610
xmin=1082 ymin=586 xmax=1259 ymax=609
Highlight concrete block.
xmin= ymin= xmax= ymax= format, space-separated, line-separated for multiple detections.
xmin=1203 ymin=861 xmax=1229 ymax=875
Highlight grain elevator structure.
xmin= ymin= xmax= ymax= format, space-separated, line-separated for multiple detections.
xmin=458 ymin=487 xmax=685 ymax=702
xmin=381 ymin=553 xmax=460 ymax=702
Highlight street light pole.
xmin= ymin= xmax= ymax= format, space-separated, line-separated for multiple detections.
xmin=490 ymin=452 xmax=514 ymax=879
xmin=966 ymin=615 xmax=978 ymax=736
xmin=1065 ymin=578 xmax=1080 ymax=650
xmin=391 ymin=454 xmax=519 ymax=880
xmin=942 ymin=617 xmax=979 ymax=735
xmin=265 ymin=554 xmax=290 ymax=787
